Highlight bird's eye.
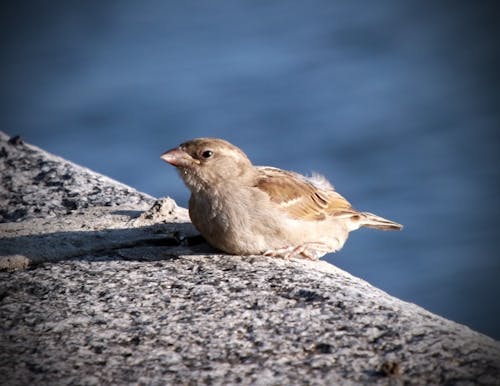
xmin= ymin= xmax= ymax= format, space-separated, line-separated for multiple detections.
xmin=201 ymin=150 xmax=213 ymax=159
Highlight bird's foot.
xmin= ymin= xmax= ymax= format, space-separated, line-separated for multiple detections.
xmin=263 ymin=242 xmax=330 ymax=260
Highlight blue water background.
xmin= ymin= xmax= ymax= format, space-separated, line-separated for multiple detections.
xmin=1 ymin=2 xmax=499 ymax=338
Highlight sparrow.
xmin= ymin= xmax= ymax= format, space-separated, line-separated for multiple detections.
xmin=161 ymin=138 xmax=402 ymax=260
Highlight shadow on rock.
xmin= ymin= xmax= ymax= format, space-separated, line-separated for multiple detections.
xmin=0 ymin=223 xmax=216 ymax=269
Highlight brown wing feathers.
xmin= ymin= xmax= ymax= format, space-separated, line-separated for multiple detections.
xmin=254 ymin=168 xmax=355 ymax=221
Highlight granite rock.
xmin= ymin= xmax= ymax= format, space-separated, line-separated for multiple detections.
xmin=1 ymin=132 xmax=499 ymax=385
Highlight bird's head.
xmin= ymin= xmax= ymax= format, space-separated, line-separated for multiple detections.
xmin=161 ymin=138 xmax=253 ymax=192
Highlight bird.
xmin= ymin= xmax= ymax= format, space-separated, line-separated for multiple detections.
xmin=161 ymin=138 xmax=402 ymax=260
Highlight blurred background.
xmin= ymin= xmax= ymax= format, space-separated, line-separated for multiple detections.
xmin=1 ymin=1 xmax=499 ymax=339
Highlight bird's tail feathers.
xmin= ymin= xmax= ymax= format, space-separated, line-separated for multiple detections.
xmin=359 ymin=212 xmax=403 ymax=231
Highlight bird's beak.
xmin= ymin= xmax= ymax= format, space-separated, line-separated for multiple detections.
xmin=161 ymin=147 xmax=198 ymax=167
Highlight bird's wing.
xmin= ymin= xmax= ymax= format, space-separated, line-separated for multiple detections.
xmin=254 ymin=167 xmax=355 ymax=221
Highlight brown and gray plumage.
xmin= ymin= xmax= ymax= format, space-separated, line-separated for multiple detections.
xmin=161 ymin=138 xmax=402 ymax=259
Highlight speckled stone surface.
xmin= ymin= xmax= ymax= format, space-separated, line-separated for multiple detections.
xmin=0 ymin=133 xmax=153 ymax=223
xmin=1 ymin=132 xmax=499 ymax=385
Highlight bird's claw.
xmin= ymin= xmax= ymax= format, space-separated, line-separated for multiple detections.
xmin=263 ymin=243 xmax=329 ymax=260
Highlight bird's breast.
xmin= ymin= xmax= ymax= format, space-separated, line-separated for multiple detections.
xmin=187 ymin=187 xmax=273 ymax=253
